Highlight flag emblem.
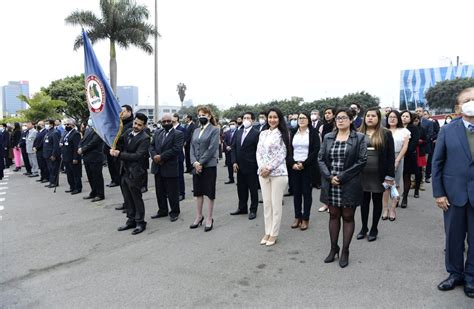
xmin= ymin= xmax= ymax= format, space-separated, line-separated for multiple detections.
xmin=86 ymin=75 xmax=106 ymax=113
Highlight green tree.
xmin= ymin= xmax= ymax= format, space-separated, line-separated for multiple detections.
xmin=17 ymin=92 xmax=67 ymax=122
xmin=42 ymin=74 xmax=89 ymax=125
xmin=341 ymin=91 xmax=380 ymax=111
xmin=425 ymin=78 xmax=474 ymax=112
xmin=65 ymin=0 xmax=158 ymax=92
xmin=177 ymin=83 xmax=186 ymax=107
xmin=178 ymin=104 xmax=221 ymax=120
xmin=301 ymin=97 xmax=343 ymax=114
xmin=222 ymin=103 xmax=257 ymax=120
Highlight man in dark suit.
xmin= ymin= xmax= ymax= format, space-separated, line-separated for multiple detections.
xmin=79 ymin=120 xmax=105 ymax=202
xmin=42 ymin=120 xmax=61 ymax=188
xmin=149 ymin=113 xmax=184 ymax=221
xmin=183 ymin=114 xmax=195 ymax=173
xmin=61 ymin=119 xmax=82 ymax=194
xmin=424 ymin=110 xmax=440 ymax=183
xmin=172 ymin=113 xmax=186 ymax=201
xmin=350 ymin=103 xmax=363 ymax=129
xmin=432 ymin=87 xmax=474 ymax=298
xmin=254 ymin=112 xmax=269 ymax=132
xmin=223 ymin=119 xmax=237 ymax=184
xmin=231 ymin=112 xmax=260 ymax=220
xmin=112 ymin=113 xmax=151 ymax=235
xmin=19 ymin=125 xmax=32 ymax=175
xmin=33 ymin=121 xmax=49 ymax=183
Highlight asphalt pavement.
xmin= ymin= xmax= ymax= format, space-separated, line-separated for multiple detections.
xmin=0 ymin=165 xmax=472 ymax=308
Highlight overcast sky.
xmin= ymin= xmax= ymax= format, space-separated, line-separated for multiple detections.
xmin=1 ymin=0 xmax=472 ymax=109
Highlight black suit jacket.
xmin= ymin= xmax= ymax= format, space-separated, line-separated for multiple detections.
xmin=288 ymin=127 xmax=321 ymax=169
xmin=42 ymin=129 xmax=61 ymax=159
xmin=61 ymin=129 xmax=82 ymax=162
xmin=119 ymin=129 xmax=150 ymax=185
xmin=80 ymin=128 xmax=104 ymax=163
xmin=184 ymin=122 xmax=196 ymax=145
xmin=150 ymin=128 xmax=184 ymax=177
xmin=231 ymin=127 xmax=260 ymax=175
xmin=33 ymin=129 xmax=47 ymax=151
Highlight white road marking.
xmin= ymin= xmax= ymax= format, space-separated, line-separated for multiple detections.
xmin=0 ymin=182 xmax=7 ymax=185
xmin=0 ymin=192 xmax=5 ymax=195
xmin=0 ymin=198 xmax=5 ymax=202
xmin=0 ymin=206 xmax=3 ymax=211
xmin=0 ymin=187 xmax=8 ymax=190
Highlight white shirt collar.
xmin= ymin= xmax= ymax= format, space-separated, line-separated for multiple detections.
xmin=462 ymin=118 xmax=474 ymax=129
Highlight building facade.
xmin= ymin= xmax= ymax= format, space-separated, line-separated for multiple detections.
xmin=1 ymin=81 xmax=29 ymax=116
xmin=400 ymin=65 xmax=474 ymax=110
xmin=116 ymin=86 xmax=139 ymax=110
xmin=134 ymin=105 xmax=181 ymax=124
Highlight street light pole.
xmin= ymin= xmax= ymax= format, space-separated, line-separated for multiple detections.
xmin=154 ymin=0 xmax=159 ymax=123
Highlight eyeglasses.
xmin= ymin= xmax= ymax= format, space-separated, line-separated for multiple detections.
xmin=335 ymin=116 xmax=349 ymax=121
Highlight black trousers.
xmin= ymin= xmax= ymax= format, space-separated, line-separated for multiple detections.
xmin=225 ymin=150 xmax=234 ymax=181
xmin=37 ymin=151 xmax=49 ymax=181
xmin=64 ymin=161 xmax=82 ymax=191
xmin=426 ymin=144 xmax=435 ymax=179
xmin=155 ymin=173 xmax=180 ymax=217
xmin=311 ymin=163 xmax=321 ymax=188
xmin=106 ymin=153 xmax=120 ymax=184
xmin=360 ymin=192 xmax=383 ymax=233
xmin=287 ymin=168 xmax=293 ymax=194
xmin=21 ymin=146 xmax=31 ymax=173
xmin=184 ymin=143 xmax=192 ymax=172
xmin=46 ymin=158 xmax=60 ymax=185
xmin=122 ymin=175 xmax=145 ymax=224
xmin=237 ymin=170 xmax=259 ymax=213
xmin=291 ymin=168 xmax=313 ymax=220
xmin=84 ymin=162 xmax=104 ymax=198
xmin=178 ymin=151 xmax=185 ymax=196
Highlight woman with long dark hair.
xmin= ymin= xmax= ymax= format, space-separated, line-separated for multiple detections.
xmin=357 ymin=108 xmax=395 ymax=241
xmin=400 ymin=111 xmax=420 ymax=207
xmin=318 ymin=108 xmax=367 ymax=267
xmin=256 ymin=107 xmax=290 ymax=246
xmin=288 ymin=111 xmax=320 ymax=230
xmin=12 ymin=122 xmax=23 ymax=172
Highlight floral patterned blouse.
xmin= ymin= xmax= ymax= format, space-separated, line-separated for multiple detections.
xmin=256 ymin=128 xmax=288 ymax=177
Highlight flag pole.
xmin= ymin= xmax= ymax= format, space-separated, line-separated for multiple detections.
xmin=111 ymin=111 xmax=124 ymax=150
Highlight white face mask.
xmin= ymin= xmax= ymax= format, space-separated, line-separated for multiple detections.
xmin=311 ymin=115 xmax=318 ymax=121
xmin=462 ymin=100 xmax=474 ymax=116
xmin=22 ymin=126 xmax=27 ymax=131
xmin=243 ymin=119 xmax=252 ymax=128
xmin=445 ymin=118 xmax=451 ymax=124
xmin=44 ymin=124 xmax=50 ymax=130
xmin=229 ymin=125 xmax=236 ymax=130
xmin=259 ymin=119 xmax=266 ymax=125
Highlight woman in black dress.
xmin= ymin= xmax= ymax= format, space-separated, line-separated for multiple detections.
xmin=357 ymin=108 xmax=395 ymax=241
xmin=318 ymin=108 xmax=367 ymax=268
xmin=400 ymin=111 xmax=420 ymax=207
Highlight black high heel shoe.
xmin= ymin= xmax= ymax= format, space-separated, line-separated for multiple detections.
xmin=189 ymin=216 xmax=204 ymax=229
xmin=204 ymin=219 xmax=214 ymax=232
xmin=339 ymin=249 xmax=349 ymax=268
xmin=324 ymin=245 xmax=340 ymax=263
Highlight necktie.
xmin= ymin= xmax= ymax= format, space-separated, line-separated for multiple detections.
xmin=469 ymin=124 xmax=474 ymax=133
xmin=241 ymin=129 xmax=248 ymax=146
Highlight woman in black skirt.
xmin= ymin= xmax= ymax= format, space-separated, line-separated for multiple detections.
xmin=318 ymin=108 xmax=367 ymax=268
xmin=189 ymin=105 xmax=221 ymax=232
xmin=400 ymin=110 xmax=420 ymax=207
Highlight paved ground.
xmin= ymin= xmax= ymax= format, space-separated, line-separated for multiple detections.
xmin=0 ymin=164 xmax=472 ymax=308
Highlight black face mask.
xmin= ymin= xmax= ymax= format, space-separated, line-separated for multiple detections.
xmin=236 ymin=121 xmax=242 ymax=126
xmin=199 ymin=117 xmax=209 ymax=125
xmin=65 ymin=126 xmax=73 ymax=132
xmin=162 ymin=123 xmax=172 ymax=131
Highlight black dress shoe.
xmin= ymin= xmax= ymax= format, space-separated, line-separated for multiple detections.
xmin=36 ymin=178 xmax=44 ymax=182
xmin=107 ymin=182 xmax=119 ymax=187
xmin=132 ymin=223 xmax=146 ymax=235
xmin=425 ymin=178 xmax=431 ymax=183
xmin=46 ymin=184 xmax=56 ymax=188
xmin=141 ymin=187 xmax=148 ymax=193
xmin=248 ymin=212 xmax=257 ymax=220
xmin=23 ymin=172 xmax=32 ymax=176
xmin=70 ymin=190 xmax=82 ymax=195
xmin=224 ymin=180 xmax=235 ymax=184
xmin=339 ymin=249 xmax=349 ymax=268
xmin=368 ymin=231 xmax=378 ymax=242
xmin=83 ymin=195 xmax=95 ymax=200
xmin=117 ymin=223 xmax=136 ymax=231
xmin=356 ymin=230 xmax=367 ymax=240
xmin=170 ymin=215 xmax=179 ymax=222
xmin=204 ymin=219 xmax=214 ymax=232
xmin=65 ymin=189 xmax=73 ymax=193
xmin=414 ymin=190 xmax=419 ymax=198
xmin=179 ymin=195 xmax=185 ymax=201
xmin=283 ymin=192 xmax=293 ymax=197
xmin=190 ymin=216 xmax=204 ymax=229
xmin=91 ymin=197 xmax=104 ymax=202
xmin=29 ymin=174 xmax=39 ymax=178
xmin=259 ymin=200 xmax=263 ymax=203
xmin=230 ymin=209 xmax=248 ymax=215
xmin=41 ymin=179 xmax=49 ymax=183
xmin=115 ymin=205 xmax=125 ymax=210
xmin=464 ymin=283 xmax=474 ymax=298
xmin=437 ymin=275 xmax=464 ymax=291
xmin=151 ymin=213 xmax=168 ymax=219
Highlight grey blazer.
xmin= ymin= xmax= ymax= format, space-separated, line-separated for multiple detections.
xmin=190 ymin=124 xmax=220 ymax=168
xmin=26 ymin=129 xmax=37 ymax=153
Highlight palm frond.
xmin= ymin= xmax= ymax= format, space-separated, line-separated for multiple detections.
xmin=65 ymin=10 xmax=100 ymax=28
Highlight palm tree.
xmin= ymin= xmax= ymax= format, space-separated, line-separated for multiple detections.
xmin=65 ymin=0 xmax=158 ymax=93
xmin=177 ymin=83 xmax=187 ymax=107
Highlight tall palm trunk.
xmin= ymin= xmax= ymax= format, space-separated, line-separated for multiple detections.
xmin=110 ymin=40 xmax=117 ymax=94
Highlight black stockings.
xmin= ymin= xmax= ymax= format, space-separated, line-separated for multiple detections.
xmin=360 ymin=192 xmax=383 ymax=234
xmin=328 ymin=205 xmax=355 ymax=251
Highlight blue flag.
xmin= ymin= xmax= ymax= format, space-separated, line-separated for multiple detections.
xmin=83 ymin=29 xmax=121 ymax=147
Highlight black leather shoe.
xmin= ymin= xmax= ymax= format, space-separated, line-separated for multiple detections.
xmin=283 ymin=192 xmax=293 ymax=197
xmin=339 ymin=249 xmax=349 ymax=268
xmin=107 ymin=182 xmax=119 ymax=187
xmin=356 ymin=230 xmax=367 ymax=240
xmin=425 ymin=178 xmax=431 ymax=183
xmin=414 ymin=190 xmax=419 ymax=198
xmin=464 ymin=283 xmax=474 ymax=298
xmin=368 ymin=231 xmax=378 ymax=242
xmin=170 ymin=215 xmax=179 ymax=222
xmin=151 ymin=213 xmax=168 ymax=219
xmin=46 ymin=184 xmax=56 ymax=188
xmin=179 ymin=195 xmax=185 ymax=201
xmin=41 ymin=179 xmax=49 ymax=183
xmin=259 ymin=200 xmax=263 ymax=203
xmin=249 ymin=212 xmax=257 ymax=220
xmin=132 ymin=223 xmax=146 ymax=235
xmin=65 ymin=189 xmax=73 ymax=193
xmin=23 ymin=172 xmax=32 ymax=176
xmin=115 ymin=205 xmax=125 ymax=210
xmin=29 ymin=174 xmax=39 ymax=178
xmin=91 ymin=197 xmax=104 ymax=202
xmin=83 ymin=195 xmax=94 ymax=200
xmin=438 ymin=275 xmax=464 ymax=291
xmin=204 ymin=219 xmax=214 ymax=232
xmin=71 ymin=190 xmax=82 ymax=195
xmin=230 ymin=209 xmax=248 ymax=215
xmin=117 ymin=223 xmax=136 ymax=231
xmin=224 ymin=180 xmax=235 ymax=184
xmin=190 ymin=216 xmax=204 ymax=229
xmin=36 ymin=179 xmax=44 ymax=182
